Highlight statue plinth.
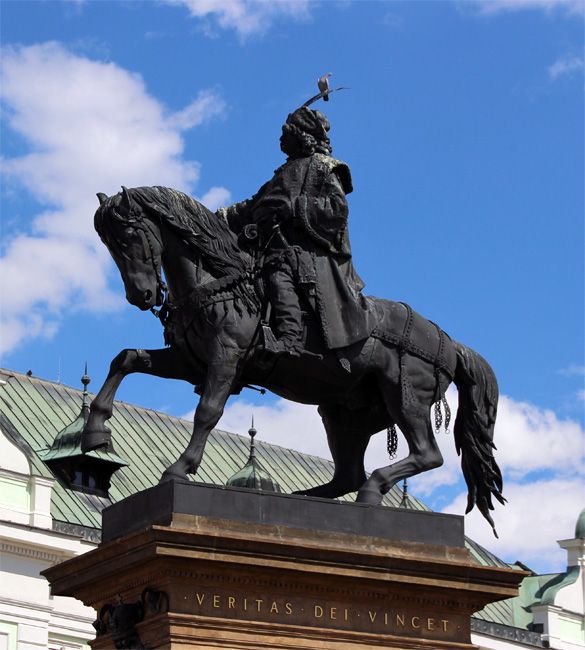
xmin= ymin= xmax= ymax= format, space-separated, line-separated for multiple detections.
xmin=43 ymin=482 xmax=524 ymax=649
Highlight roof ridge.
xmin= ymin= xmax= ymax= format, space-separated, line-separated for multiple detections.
xmin=1 ymin=367 xmax=83 ymax=393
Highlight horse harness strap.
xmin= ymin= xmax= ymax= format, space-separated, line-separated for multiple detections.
xmin=432 ymin=320 xmax=451 ymax=432
xmin=388 ymin=303 xmax=417 ymax=461
xmin=371 ymin=305 xmax=454 ymax=379
xmin=400 ymin=303 xmax=414 ymax=353
xmin=372 ymin=302 xmax=453 ymax=440
xmin=169 ymin=272 xmax=255 ymax=312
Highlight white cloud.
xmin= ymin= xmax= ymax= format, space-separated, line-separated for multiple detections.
xmin=167 ymin=89 xmax=226 ymax=130
xmin=197 ymin=186 xmax=232 ymax=211
xmin=548 ymin=54 xmax=585 ymax=79
xmin=443 ymin=478 xmax=585 ymax=572
xmin=0 ymin=42 xmax=226 ymax=356
xmin=211 ymin=399 xmax=327 ymax=460
xmin=559 ymin=364 xmax=585 ymax=377
xmin=410 ymin=388 xmax=585 ymax=496
xmin=163 ymin=0 xmax=312 ymax=38
xmin=382 ymin=12 xmax=404 ymax=28
xmin=211 ymin=395 xmax=411 ymax=469
xmin=472 ymin=0 xmax=585 ymax=17
xmin=495 ymin=395 xmax=585 ymax=479
xmin=215 ymin=387 xmax=585 ymax=484
xmin=211 ymin=385 xmax=585 ymax=571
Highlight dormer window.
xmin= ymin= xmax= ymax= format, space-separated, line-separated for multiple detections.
xmin=40 ymin=368 xmax=127 ymax=498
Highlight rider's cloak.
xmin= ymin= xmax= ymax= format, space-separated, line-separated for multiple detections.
xmin=218 ymin=153 xmax=376 ymax=350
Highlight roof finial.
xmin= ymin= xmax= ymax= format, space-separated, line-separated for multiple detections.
xmin=81 ymin=362 xmax=90 ymax=410
xmin=248 ymin=416 xmax=257 ymax=460
xmin=225 ymin=416 xmax=281 ymax=492
xmin=399 ymin=478 xmax=409 ymax=508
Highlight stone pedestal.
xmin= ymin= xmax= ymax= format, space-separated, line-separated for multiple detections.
xmin=43 ymin=482 xmax=524 ymax=649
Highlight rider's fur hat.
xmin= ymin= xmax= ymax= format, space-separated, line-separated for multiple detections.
xmin=286 ymin=107 xmax=330 ymax=143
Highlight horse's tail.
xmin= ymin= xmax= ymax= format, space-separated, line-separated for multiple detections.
xmin=453 ymin=342 xmax=505 ymax=537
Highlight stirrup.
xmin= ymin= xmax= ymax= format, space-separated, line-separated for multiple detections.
xmin=261 ymin=325 xmax=287 ymax=355
xmin=260 ymin=325 xmax=322 ymax=361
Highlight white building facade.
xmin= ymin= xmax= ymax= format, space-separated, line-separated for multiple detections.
xmin=0 ymin=431 xmax=95 ymax=650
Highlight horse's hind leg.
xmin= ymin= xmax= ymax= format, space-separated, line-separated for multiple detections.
xmin=82 ymin=347 xmax=203 ymax=452
xmin=356 ymin=411 xmax=442 ymax=505
xmin=295 ymin=404 xmax=372 ymax=499
xmin=356 ymin=361 xmax=443 ymax=505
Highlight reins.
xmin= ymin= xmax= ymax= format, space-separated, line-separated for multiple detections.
xmin=132 ymin=212 xmax=169 ymax=324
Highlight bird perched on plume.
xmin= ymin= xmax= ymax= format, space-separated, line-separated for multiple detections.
xmin=317 ymin=72 xmax=332 ymax=101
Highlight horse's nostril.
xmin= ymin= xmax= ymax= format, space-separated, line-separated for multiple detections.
xmin=143 ymin=290 xmax=152 ymax=303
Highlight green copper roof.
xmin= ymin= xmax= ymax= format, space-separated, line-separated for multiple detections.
xmin=474 ymin=570 xmax=546 ymax=629
xmin=540 ymin=566 xmax=580 ymax=606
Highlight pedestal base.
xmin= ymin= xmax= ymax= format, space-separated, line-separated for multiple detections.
xmin=43 ymin=482 xmax=524 ymax=649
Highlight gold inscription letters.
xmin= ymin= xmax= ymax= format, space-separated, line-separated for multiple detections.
xmin=190 ymin=591 xmax=453 ymax=638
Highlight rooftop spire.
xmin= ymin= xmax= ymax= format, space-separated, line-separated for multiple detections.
xmin=225 ymin=418 xmax=281 ymax=493
xmin=248 ymin=416 xmax=257 ymax=461
xmin=399 ymin=478 xmax=411 ymax=509
xmin=81 ymin=362 xmax=90 ymax=412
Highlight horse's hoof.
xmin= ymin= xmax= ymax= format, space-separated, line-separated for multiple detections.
xmin=296 ymin=486 xmax=332 ymax=498
xmin=293 ymin=486 xmax=328 ymax=497
xmin=355 ymin=487 xmax=383 ymax=505
xmin=293 ymin=481 xmax=351 ymax=500
xmin=81 ymin=426 xmax=112 ymax=452
xmin=159 ymin=470 xmax=186 ymax=484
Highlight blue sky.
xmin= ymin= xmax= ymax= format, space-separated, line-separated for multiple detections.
xmin=1 ymin=0 xmax=583 ymax=573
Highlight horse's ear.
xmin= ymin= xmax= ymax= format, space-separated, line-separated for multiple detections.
xmin=120 ymin=186 xmax=133 ymax=213
xmin=96 ymin=192 xmax=108 ymax=205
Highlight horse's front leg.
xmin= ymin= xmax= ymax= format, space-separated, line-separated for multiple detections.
xmin=161 ymin=355 xmax=238 ymax=482
xmin=82 ymin=347 xmax=204 ymax=452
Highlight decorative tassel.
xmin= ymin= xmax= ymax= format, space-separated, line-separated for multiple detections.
xmin=387 ymin=424 xmax=398 ymax=460
xmin=433 ymin=397 xmax=452 ymax=434
xmin=442 ymin=395 xmax=451 ymax=433
xmin=434 ymin=400 xmax=443 ymax=434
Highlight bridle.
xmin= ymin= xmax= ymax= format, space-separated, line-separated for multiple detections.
xmin=140 ymin=217 xmax=168 ymax=321
xmin=113 ymin=203 xmax=169 ymax=323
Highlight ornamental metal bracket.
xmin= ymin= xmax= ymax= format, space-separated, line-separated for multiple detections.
xmin=93 ymin=587 xmax=169 ymax=649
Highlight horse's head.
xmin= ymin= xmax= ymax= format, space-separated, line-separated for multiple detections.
xmin=94 ymin=187 xmax=165 ymax=311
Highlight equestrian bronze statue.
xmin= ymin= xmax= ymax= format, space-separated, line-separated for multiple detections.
xmin=82 ymin=103 xmax=505 ymax=535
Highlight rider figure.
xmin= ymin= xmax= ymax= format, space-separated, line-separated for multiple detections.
xmin=217 ymin=107 xmax=375 ymax=358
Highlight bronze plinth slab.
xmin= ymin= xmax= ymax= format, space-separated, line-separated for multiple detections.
xmin=43 ymin=482 xmax=525 ymax=649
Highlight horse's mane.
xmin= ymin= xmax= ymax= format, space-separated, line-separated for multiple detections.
xmin=96 ymin=186 xmax=249 ymax=277
xmin=136 ymin=186 xmax=250 ymax=277
xmin=95 ymin=186 xmax=259 ymax=316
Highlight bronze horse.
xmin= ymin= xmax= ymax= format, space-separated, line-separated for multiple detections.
xmin=82 ymin=186 xmax=505 ymax=533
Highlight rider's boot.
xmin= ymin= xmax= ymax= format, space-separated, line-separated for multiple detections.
xmin=261 ymin=325 xmax=302 ymax=358
xmin=263 ymin=265 xmax=304 ymax=359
